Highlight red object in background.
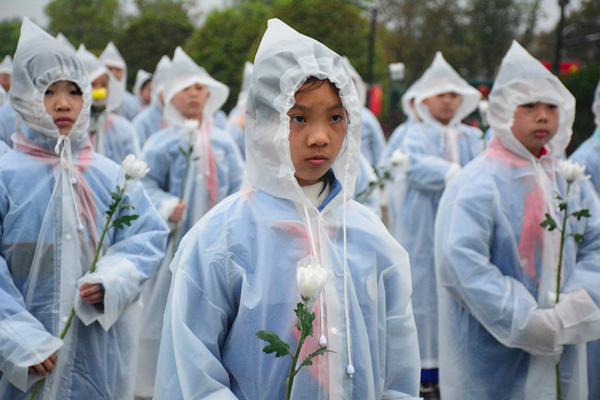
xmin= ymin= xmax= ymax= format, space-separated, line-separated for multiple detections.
xmin=368 ymin=85 xmax=383 ymax=116
xmin=541 ymin=60 xmax=581 ymax=75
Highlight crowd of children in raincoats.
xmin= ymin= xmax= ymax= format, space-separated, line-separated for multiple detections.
xmin=0 ymin=14 xmax=598 ymax=400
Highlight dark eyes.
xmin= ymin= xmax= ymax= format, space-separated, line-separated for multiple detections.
xmin=290 ymin=115 xmax=305 ymax=124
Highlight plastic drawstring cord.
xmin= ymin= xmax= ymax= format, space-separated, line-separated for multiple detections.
xmin=342 ymin=163 xmax=354 ymax=377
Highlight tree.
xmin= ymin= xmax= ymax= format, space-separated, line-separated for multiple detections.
xmin=116 ymin=0 xmax=194 ymax=87
xmin=0 ymin=19 xmax=20 ymax=59
xmin=185 ymin=2 xmax=271 ymax=112
xmin=45 ymin=0 xmax=122 ymax=52
xmin=187 ymin=0 xmax=383 ymax=113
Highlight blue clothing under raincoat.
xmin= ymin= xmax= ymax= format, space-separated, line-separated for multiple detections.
xmin=391 ymin=52 xmax=483 ymax=370
xmin=0 ymin=19 xmax=168 ymax=399
xmin=153 ymin=18 xmax=420 ymax=400
xmin=435 ymin=41 xmax=600 ymax=400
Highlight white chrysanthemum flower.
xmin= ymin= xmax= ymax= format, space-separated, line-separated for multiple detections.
xmin=297 ymin=262 xmax=329 ymax=303
xmin=559 ymin=160 xmax=587 ymax=184
xmin=183 ymin=119 xmax=199 ymax=141
xmin=122 ymin=154 xmax=150 ymax=180
xmin=390 ymin=150 xmax=410 ymax=168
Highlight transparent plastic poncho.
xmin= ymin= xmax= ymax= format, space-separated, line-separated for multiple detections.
xmin=0 ymin=18 xmax=168 ymax=399
xmin=435 ymin=41 xmax=600 ymax=399
xmin=154 ymin=18 xmax=420 ymax=400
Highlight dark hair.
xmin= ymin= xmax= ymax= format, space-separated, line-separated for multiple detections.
xmin=141 ymin=79 xmax=152 ymax=91
xmin=297 ymin=76 xmax=340 ymax=95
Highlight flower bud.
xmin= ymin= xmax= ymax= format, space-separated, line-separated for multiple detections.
xmin=296 ymin=260 xmax=329 ymax=303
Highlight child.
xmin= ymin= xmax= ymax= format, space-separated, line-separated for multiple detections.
xmin=99 ymin=42 xmax=140 ymax=121
xmin=0 ymin=18 xmax=167 ymax=399
xmin=0 ymin=55 xmax=10 ymax=92
xmin=153 ymin=19 xmax=420 ymax=399
xmin=571 ymin=81 xmax=600 ymax=192
xmin=435 ymin=41 xmax=600 ymax=399
xmin=569 ymin=79 xmax=600 ymax=399
xmin=380 ymin=77 xmax=423 ymax=166
xmin=392 ymin=51 xmax=482 ymax=393
xmin=226 ymin=61 xmax=253 ymax=159
xmin=135 ymin=46 xmax=244 ymax=399
xmin=132 ymin=55 xmax=171 ymax=146
xmin=76 ymin=44 xmax=141 ymax=163
xmin=133 ymin=69 xmax=152 ymax=111
xmin=0 ymin=55 xmax=16 ymax=146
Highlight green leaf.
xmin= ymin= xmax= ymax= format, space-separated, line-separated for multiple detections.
xmin=256 ymin=330 xmax=291 ymax=358
xmin=299 ymin=346 xmax=333 ymax=369
xmin=572 ymin=233 xmax=584 ymax=246
xmin=540 ymin=213 xmax=558 ymax=231
xmin=571 ymin=209 xmax=591 ymax=221
xmin=558 ymin=202 xmax=567 ymax=212
xmin=111 ymin=214 xmax=139 ymax=230
xmin=294 ymin=302 xmax=316 ymax=338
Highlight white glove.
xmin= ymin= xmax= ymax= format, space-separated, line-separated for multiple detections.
xmin=444 ymin=163 xmax=462 ymax=183
xmin=552 ymin=289 xmax=600 ymax=344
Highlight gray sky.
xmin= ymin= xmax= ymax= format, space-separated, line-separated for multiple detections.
xmin=0 ymin=0 xmax=581 ymax=32
xmin=0 ymin=0 xmax=228 ymax=27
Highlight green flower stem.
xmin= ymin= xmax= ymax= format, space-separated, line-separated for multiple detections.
xmin=29 ymin=184 xmax=128 ymax=400
xmin=285 ymin=327 xmax=308 ymax=400
xmin=554 ymin=182 xmax=571 ymax=400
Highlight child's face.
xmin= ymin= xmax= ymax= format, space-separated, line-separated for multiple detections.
xmin=107 ymin=66 xmax=124 ymax=82
xmin=288 ymin=80 xmax=347 ymax=186
xmin=171 ymin=83 xmax=210 ymax=120
xmin=423 ymin=92 xmax=462 ymax=125
xmin=44 ymin=80 xmax=83 ymax=136
xmin=511 ymin=102 xmax=559 ymax=156
xmin=92 ymin=74 xmax=109 ymax=91
xmin=0 ymin=73 xmax=9 ymax=92
xmin=140 ymin=81 xmax=152 ymax=105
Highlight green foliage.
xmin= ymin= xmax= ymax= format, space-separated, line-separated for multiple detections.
xmin=572 ymin=233 xmax=584 ymax=246
xmin=185 ymin=0 xmax=384 ymax=113
xmin=256 ymin=330 xmax=292 ymax=358
xmin=112 ymin=214 xmax=139 ymax=230
xmin=45 ymin=0 xmax=122 ymax=52
xmin=185 ymin=2 xmax=270 ymax=112
xmin=294 ymin=302 xmax=315 ymax=338
xmin=116 ymin=0 xmax=194 ymax=88
xmin=299 ymin=346 xmax=331 ymax=368
xmin=0 ymin=19 xmax=20 ymax=59
xmin=540 ymin=213 xmax=558 ymax=231
xmin=571 ymin=209 xmax=591 ymax=221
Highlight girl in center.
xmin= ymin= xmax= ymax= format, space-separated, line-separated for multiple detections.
xmin=154 ymin=19 xmax=420 ymax=399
